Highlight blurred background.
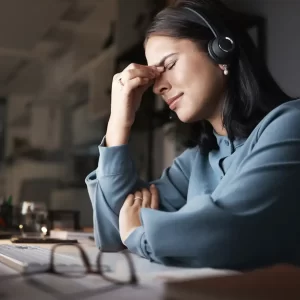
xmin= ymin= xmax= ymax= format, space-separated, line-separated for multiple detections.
xmin=0 ymin=0 xmax=299 ymax=234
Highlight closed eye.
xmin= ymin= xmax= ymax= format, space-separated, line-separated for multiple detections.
xmin=166 ymin=61 xmax=176 ymax=70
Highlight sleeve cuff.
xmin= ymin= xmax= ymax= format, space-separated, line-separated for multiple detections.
xmin=123 ymin=226 xmax=149 ymax=259
xmin=97 ymin=136 xmax=134 ymax=177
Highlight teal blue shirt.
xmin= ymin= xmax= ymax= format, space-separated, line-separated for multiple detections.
xmin=85 ymin=99 xmax=300 ymax=270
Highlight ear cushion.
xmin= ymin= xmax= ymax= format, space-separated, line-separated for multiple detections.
xmin=208 ymin=39 xmax=223 ymax=64
xmin=208 ymin=38 xmax=235 ymax=64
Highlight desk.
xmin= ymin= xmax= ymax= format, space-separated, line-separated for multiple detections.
xmin=4 ymin=239 xmax=298 ymax=300
xmin=0 ymin=239 xmax=236 ymax=300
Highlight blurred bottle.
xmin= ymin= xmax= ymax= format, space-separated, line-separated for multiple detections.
xmin=0 ymin=195 xmax=13 ymax=229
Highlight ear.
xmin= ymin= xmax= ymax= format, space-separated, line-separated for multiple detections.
xmin=219 ymin=64 xmax=229 ymax=76
xmin=218 ymin=64 xmax=227 ymax=71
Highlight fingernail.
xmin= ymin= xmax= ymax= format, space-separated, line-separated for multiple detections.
xmin=150 ymin=184 xmax=155 ymax=188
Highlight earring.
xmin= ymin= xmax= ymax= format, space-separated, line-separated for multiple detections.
xmin=223 ymin=64 xmax=229 ymax=75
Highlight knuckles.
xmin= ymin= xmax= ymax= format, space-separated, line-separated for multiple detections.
xmin=128 ymin=63 xmax=138 ymax=69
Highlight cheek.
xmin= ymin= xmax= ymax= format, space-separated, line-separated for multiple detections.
xmin=169 ymin=60 xmax=194 ymax=87
xmin=195 ymin=67 xmax=223 ymax=97
xmin=168 ymin=69 xmax=186 ymax=87
xmin=171 ymin=59 xmax=223 ymax=100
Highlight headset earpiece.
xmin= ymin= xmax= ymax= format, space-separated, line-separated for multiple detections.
xmin=184 ymin=7 xmax=236 ymax=64
xmin=208 ymin=37 xmax=235 ymax=64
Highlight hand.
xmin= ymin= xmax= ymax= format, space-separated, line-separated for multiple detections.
xmin=110 ymin=63 xmax=164 ymax=128
xmin=119 ymin=184 xmax=159 ymax=243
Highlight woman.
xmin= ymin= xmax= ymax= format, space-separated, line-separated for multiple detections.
xmin=86 ymin=0 xmax=300 ymax=270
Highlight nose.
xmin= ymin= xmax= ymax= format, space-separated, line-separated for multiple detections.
xmin=152 ymin=75 xmax=171 ymax=96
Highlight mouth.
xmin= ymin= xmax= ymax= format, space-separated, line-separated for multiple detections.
xmin=166 ymin=93 xmax=183 ymax=110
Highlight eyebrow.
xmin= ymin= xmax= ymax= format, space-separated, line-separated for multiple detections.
xmin=153 ymin=52 xmax=178 ymax=67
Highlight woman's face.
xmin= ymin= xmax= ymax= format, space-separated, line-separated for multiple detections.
xmin=145 ymin=35 xmax=227 ymax=123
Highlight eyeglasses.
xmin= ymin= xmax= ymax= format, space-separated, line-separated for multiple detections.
xmin=49 ymin=243 xmax=138 ymax=284
xmin=0 ymin=243 xmax=139 ymax=299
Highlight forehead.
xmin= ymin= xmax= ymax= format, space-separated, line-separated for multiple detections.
xmin=145 ymin=36 xmax=196 ymax=66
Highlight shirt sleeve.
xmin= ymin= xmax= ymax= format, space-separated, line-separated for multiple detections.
xmin=127 ymin=103 xmax=300 ymax=269
xmin=85 ymin=136 xmax=197 ymax=252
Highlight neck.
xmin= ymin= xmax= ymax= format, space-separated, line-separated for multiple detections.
xmin=208 ymin=93 xmax=228 ymax=136
xmin=209 ymin=117 xmax=227 ymax=136
xmin=207 ymin=102 xmax=227 ymax=136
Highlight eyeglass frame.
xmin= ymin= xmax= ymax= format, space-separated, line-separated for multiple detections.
xmin=0 ymin=242 xmax=138 ymax=286
xmin=49 ymin=243 xmax=138 ymax=284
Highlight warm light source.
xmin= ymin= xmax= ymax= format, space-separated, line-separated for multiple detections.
xmin=41 ymin=226 xmax=48 ymax=237
xmin=19 ymin=224 xmax=24 ymax=237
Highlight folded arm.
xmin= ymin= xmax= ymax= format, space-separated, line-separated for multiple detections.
xmin=124 ymin=104 xmax=300 ymax=269
xmin=85 ymin=137 xmax=197 ymax=251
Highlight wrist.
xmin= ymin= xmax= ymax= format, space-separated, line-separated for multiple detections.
xmin=106 ymin=118 xmax=131 ymax=146
xmin=121 ymin=226 xmax=139 ymax=244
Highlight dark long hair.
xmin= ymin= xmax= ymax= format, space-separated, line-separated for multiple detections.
xmin=145 ymin=0 xmax=293 ymax=154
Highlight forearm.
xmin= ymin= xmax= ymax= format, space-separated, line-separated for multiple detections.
xmin=86 ymin=179 xmax=125 ymax=251
xmin=130 ymin=195 xmax=283 ymax=269
xmin=96 ymin=139 xmax=144 ymax=214
xmin=86 ymin=128 xmax=196 ymax=252
xmin=105 ymin=117 xmax=131 ymax=146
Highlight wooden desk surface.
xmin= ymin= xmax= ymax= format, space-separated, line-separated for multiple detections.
xmin=162 ymin=264 xmax=300 ymax=300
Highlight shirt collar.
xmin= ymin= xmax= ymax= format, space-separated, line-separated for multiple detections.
xmin=213 ymin=130 xmax=246 ymax=150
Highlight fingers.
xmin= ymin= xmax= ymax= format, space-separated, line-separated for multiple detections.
xmin=141 ymin=188 xmax=151 ymax=208
xmin=129 ymin=185 xmax=159 ymax=210
xmin=113 ymin=73 xmax=150 ymax=92
xmin=133 ymin=190 xmax=149 ymax=208
xmin=124 ymin=194 xmax=134 ymax=207
xmin=150 ymin=184 xmax=159 ymax=209
xmin=127 ymin=77 xmax=151 ymax=90
xmin=124 ymin=63 xmax=164 ymax=77
xmin=114 ymin=64 xmax=164 ymax=88
xmin=133 ymin=191 xmax=143 ymax=204
xmin=132 ymin=191 xmax=143 ymax=209
xmin=122 ymin=66 xmax=156 ymax=82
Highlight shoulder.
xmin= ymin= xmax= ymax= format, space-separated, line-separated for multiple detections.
xmin=171 ymin=145 xmax=200 ymax=175
xmin=175 ymin=146 xmax=199 ymax=164
xmin=263 ymin=98 xmax=300 ymax=122
xmin=254 ymin=98 xmax=300 ymax=142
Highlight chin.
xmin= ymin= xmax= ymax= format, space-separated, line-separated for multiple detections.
xmin=176 ymin=110 xmax=200 ymax=123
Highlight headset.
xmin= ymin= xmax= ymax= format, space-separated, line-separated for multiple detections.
xmin=184 ymin=7 xmax=236 ymax=64
xmin=169 ymin=6 xmax=236 ymax=120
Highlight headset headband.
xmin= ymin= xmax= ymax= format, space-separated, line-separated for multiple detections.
xmin=184 ymin=7 xmax=236 ymax=63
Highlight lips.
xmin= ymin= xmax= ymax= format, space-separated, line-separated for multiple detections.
xmin=166 ymin=93 xmax=183 ymax=110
